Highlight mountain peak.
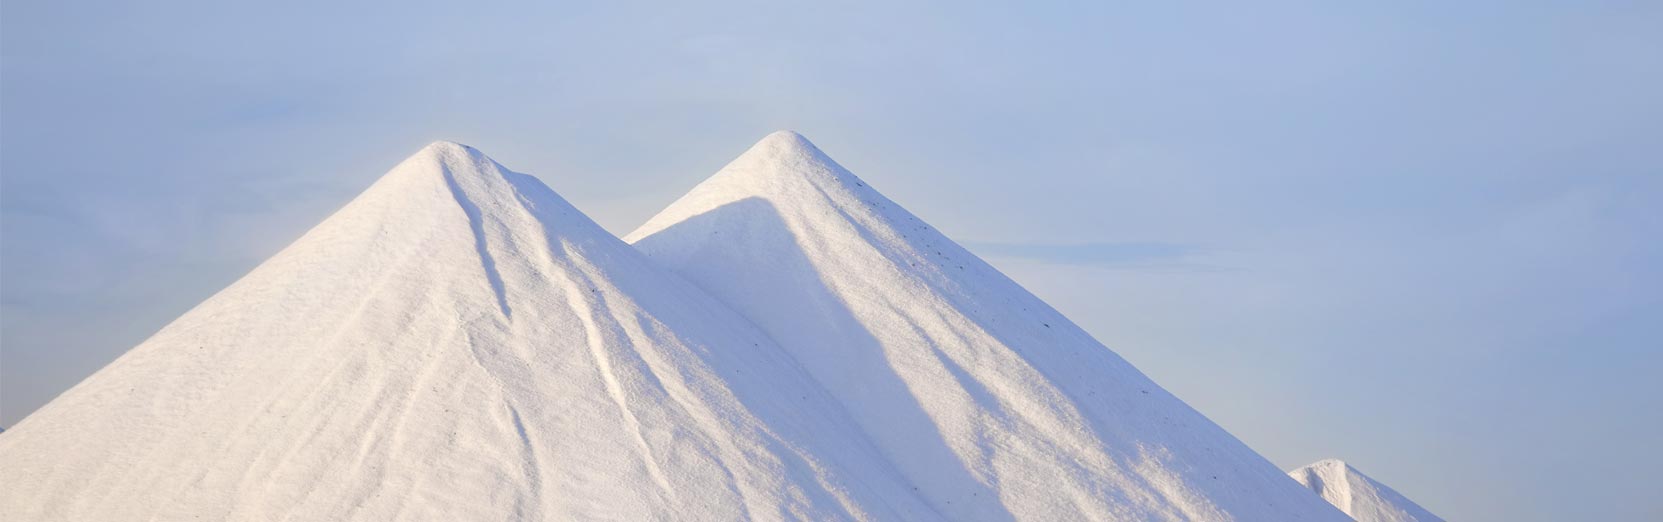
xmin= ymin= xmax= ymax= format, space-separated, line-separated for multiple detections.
xmin=420 ymin=139 xmax=474 ymax=153
xmin=753 ymin=129 xmax=819 ymax=153
xmin=741 ymin=129 xmax=811 ymax=153
xmin=392 ymin=140 xmax=494 ymax=178
xmin=759 ymin=129 xmax=811 ymax=146
xmin=1311 ymin=458 xmax=1350 ymax=469
xmin=392 ymin=140 xmax=485 ymax=169
xmin=623 ymin=131 xmax=876 ymax=244
xmin=726 ymin=130 xmax=845 ymax=180
xmin=365 ymin=141 xmax=587 ymax=236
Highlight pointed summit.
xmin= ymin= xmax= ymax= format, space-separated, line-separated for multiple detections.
xmin=413 ymin=139 xmax=477 ymax=158
xmin=369 ymin=140 xmax=592 ymax=233
xmin=728 ymin=130 xmax=838 ymax=170
xmin=0 ymin=143 xmax=935 ymax=521
xmin=382 ymin=140 xmax=497 ymax=188
xmin=629 ymin=134 xmax=1351 ymax=520
xmin=653 ymin=130 xmax=865 ymax=205
xmin=734 ymin=130 xmax=849 ymax=175
xmin=754 ymin=129 xmax=818 ymax=151
xmin=1289 ymin=460 xmax=1445 ymax=522
xmin=625 ymin=131 xmax=871 ymax=245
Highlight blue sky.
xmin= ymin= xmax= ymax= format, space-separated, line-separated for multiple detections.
xmin=3 ymin=1 xmax=1659 ymax=520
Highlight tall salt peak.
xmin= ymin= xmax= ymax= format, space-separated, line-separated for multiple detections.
xmin=1290 ymin=459 xmax=1445 ymax=522
xmin=629 ymin=130 xmax=884 ymax=245
xmin=0 ymin=141 xmax=937 ymax=521
xmin=629 ymin=131 xmax=1353 ymax=521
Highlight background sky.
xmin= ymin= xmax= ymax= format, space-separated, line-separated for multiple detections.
xmin=3 ymin=1 xmax=1659 ymax=520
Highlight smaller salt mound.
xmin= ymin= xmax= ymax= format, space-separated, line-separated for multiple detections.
xmin=629 ymin=131 xmax=1352 ymax=521
xmin=1289 ymin=459 xmax=1444 ymax=522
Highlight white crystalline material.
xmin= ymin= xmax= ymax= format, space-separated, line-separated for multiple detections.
xmin=627 ymin=131 xmax=1352 ymax=521
xmin=0 ymin=142 xmax=937 ymax=521
xmin=2 ymin=133 xmax=1366 ymax=522
xmin=1290 ymin=459 xmax=1444 ymax=522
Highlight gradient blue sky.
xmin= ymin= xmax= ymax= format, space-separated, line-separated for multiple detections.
xmin=3 ymin=1 xmax=1659 ymax=520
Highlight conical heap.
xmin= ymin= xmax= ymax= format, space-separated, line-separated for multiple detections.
xmin=627 ymin=131 xmax=1350 ymax=521
xmin=1290 ymin=459 xmax=1445 ymax=522
xmin=3 ymin=134 xmax=1362 ymax=522
xmin=0 ymin=141 xmax=936 ymax=521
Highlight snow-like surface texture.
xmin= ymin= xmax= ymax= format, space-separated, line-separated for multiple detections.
xmin=0 ymin=142 xmax=939 ymax=521
xmin=627 ymin=131 xmax=1351 ymax=521
xmin=1290 ymin=459 xmax=1444 ymax=522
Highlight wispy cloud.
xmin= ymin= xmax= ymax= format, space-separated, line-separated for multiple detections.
xmin=963 ymin=240 xmax=1221 ymax=271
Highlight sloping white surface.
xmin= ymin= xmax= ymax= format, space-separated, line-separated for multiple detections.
xmin=0 ymin=142 xmax=937 ymax=521
xmin=627 ymin=131 xmax=1351 ymax=521
xmin=1290 ymin=459 xmax=1444 ymax=522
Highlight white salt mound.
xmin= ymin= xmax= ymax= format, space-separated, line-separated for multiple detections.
xmin=627 ymin=131 xmax=1351 ymax=521
xmin=2 ymin=133 xmax=1362 ymax=521
xmin=0 ymin=142 xmax=936 ymax=521
xmin=1290 ymin=459 xmax=1444 ymax=522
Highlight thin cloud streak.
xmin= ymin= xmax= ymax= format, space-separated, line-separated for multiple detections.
xmin=963 ymin=240 xmax=1227 ymax=271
